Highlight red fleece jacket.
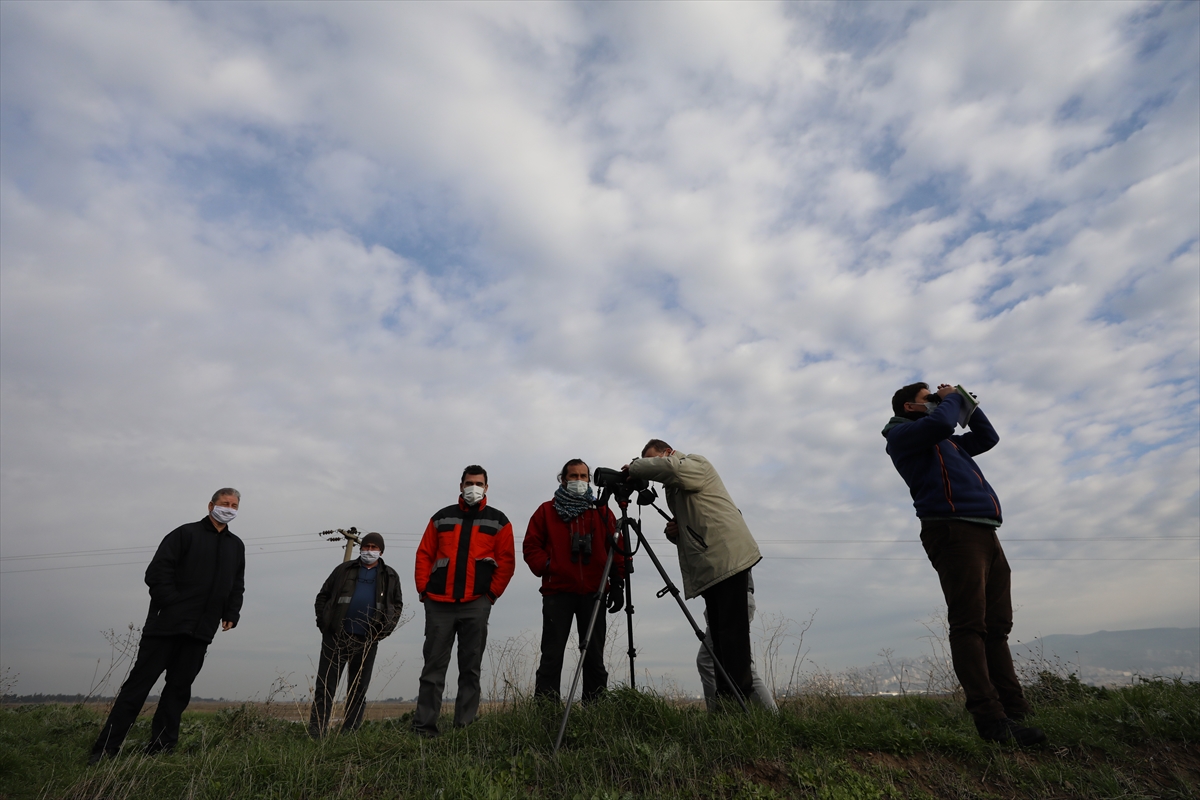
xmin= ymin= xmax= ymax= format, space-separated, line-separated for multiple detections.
xmin=522 ymin=500 xmax=624 ymax=595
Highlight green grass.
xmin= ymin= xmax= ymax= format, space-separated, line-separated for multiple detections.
xmin=1 ymin=677 xmax=1197 ymax=799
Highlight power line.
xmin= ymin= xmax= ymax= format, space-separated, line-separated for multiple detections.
xmin=0 ymin=546 xmax=334 ymax=574
xmin=4 ymin=534 xmax=1194 ymax=563
xmin=3 ymin=545 xmax=1195 ymax=575
xmin=744 ymin=537 xmax=1200 ymax=544
xmin=0 ymin=533 xmax=340 ymax=561
xmin=763 ymin=556 xmax=1195 ymax=563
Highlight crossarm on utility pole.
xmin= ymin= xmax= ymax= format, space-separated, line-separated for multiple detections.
xmin=318 ymin=527 xmax=363 ymax=562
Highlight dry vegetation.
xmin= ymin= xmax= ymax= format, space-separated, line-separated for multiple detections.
xmin=2 ymin=614 xmax=1196 ymax=798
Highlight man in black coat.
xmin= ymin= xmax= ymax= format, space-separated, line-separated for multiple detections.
xmin=89 ymin=488 xmax=246 ymax=763
xmin=309 ymin=532 xmax=404 ymax=737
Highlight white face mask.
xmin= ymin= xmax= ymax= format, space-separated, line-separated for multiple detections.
xmin=923 ymin=401 xmax=939 ymax=413
xmin=565 ymin=480 xmax=590 ymax=497
xmin=210 ymin=505 xmax=237 ymax=524
xmin=462 ymin=485 xmax=485 ymax=505
xmin=359 ymin=550 xmax=380 ymax=565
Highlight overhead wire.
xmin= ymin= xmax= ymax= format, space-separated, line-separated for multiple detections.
xmin=3 ymin=533 xmax=1194 ymax=563
xmin=2 ymin=538 xmax=1195 ymax=574
xmin=3 ymin=512 xmax=1195 ymax=574
xmin=0 ymin=546 xmax=336 ymax=574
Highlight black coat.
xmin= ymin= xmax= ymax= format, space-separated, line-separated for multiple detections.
xmin=314 ymin=558 xmax=404 ymax=639
xmin=143 ymin=516 xmax=246 ymax=643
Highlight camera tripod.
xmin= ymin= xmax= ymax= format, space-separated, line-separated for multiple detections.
xmin=553 ymin=485 xmax=748 ymax=754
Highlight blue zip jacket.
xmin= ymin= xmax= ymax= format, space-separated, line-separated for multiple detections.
xmin=882 ymin=393 xmax=1003 ymax=522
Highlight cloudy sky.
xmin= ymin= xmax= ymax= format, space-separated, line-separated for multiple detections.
xmin=2 ymin=1 xmax=1197 ymax=701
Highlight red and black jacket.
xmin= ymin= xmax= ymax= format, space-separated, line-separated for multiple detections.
xmin=523 ymin=501 xmax=624 ymax=596
xmin=415 ymin=497 xmax=515 ymax=604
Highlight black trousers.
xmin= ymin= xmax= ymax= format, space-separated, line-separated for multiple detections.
xmin=921 ymin=519 xmax=1030 ymax=722
xmin=700 ymin=568 xmax=754 ymax=701
xmin=534 ymin=592 xmax=608 ymax=702
xmin=308 ymin=631 xmax=379 ymax=737
xmin=91 ymin=634 xmax=209 ymax=756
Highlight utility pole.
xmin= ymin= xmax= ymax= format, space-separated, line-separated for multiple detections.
xmin=319 ymin=527 xmax=365 ymax=562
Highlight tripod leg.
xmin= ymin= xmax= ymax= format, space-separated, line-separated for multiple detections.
xmin=553 ymin=546 xmax=616 ymax=755
xmin=624 ymin=567 xmax=636 ymax=691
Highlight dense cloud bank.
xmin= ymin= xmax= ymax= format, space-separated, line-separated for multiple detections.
xmin=2 ymin=1 xmax=1196 ymax=698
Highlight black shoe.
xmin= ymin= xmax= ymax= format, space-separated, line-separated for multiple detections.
xmin=1006 ymin=709 xmax=1031 ymax=723
xmin=1006 ymin=718 xmax=1048 ymax=747
xmin=87 ymin=750 xmax=112 ymax=766
xmin=977 ymin=717 xmax=1048 ymax=748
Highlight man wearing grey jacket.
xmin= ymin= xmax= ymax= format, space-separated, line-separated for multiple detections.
xmin=627 ymin=440 xmax=761 ymax=704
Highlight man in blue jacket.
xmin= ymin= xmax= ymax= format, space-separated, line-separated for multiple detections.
xmin=89 ymin=488 xmax=246 ymax=763
xmin=884 ymin=383 xmax=1045 ymax=747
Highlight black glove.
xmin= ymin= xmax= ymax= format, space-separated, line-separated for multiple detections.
xmin=606 ymin=576 xmax=625 ymax=613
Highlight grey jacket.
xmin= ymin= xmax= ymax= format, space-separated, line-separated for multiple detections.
xmin=628 ymin=452 xmax=761 ymax=598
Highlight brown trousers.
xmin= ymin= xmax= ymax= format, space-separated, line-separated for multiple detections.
xmin=920 ymin=519 xmax=1030 ymax=722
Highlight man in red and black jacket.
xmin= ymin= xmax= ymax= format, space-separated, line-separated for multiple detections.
xmin=412 ymin=465 xmax=515 ymax=736
xmin=523 ymin=458 xmax=624 ymax=702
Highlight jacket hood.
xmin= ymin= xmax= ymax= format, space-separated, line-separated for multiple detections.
xmin=882 ymin=415 xmax=911 ymax=437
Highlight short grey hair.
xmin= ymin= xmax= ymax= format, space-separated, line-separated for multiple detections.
xmin=211 ymin=487 xmax=241 ymax=503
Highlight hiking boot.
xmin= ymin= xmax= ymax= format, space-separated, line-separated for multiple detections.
xmin=976 ymin=716 xmax=1048 ymax=748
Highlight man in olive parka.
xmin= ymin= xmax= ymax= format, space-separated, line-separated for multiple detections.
xmin=627 ymin=440 xmax=761 ymax=703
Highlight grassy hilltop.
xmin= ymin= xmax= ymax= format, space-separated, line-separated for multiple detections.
xmin=0 ymin=676 xmax=1196 ymax=800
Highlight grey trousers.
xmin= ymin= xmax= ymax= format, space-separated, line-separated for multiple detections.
xmin=413 ymin=597 xmax=491 ymax=735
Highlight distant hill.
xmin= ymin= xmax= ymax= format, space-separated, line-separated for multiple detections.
xmin=1014 ymin=627 xmax=1199 ymax=684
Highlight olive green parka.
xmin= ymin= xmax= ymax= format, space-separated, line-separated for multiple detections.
xmin=628 ymin=452 xmax=761 ymax=598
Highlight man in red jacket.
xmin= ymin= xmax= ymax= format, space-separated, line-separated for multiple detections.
xmin=412 ymin=465 xmax=515 ymax=736
xmin=523 ymin=459 xmax=624 ymax=702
